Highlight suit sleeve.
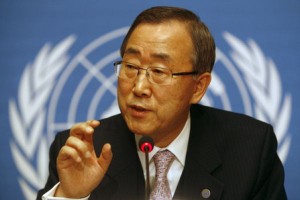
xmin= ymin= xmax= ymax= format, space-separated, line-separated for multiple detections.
xmin=251 ymin=125 xmax=287 ymax=200
xmin=36 ymin=131 xmax=68 ymax=200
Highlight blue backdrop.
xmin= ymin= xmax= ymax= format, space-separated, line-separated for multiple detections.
xmin=1 ymin=1 xmax=299 ymax=199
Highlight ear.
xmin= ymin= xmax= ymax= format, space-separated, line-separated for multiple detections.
xmin=190 ymin=72 xmax=211 ymax=104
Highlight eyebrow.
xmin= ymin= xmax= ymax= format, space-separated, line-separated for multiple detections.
xmin=124 ymin=47 xmax=140 ymax=55
xmin=124 ymin=47 xmax=172 ymax=62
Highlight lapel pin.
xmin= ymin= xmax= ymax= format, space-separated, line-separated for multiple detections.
xmin=201 ymin=188 xmax=211 ymax=199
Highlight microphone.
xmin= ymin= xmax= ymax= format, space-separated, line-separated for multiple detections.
xmin=139 ymin=136 xmax=154 ymax=153
xmin=139 ymin=136 xmax=154 ymax=200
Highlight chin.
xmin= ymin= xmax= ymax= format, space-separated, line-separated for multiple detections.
xmin=128 ymin=124 xmax=154 ymax=136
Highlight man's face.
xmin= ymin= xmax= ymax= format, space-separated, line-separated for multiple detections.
xmin=117 ymin=21 xmax=209 ymax=147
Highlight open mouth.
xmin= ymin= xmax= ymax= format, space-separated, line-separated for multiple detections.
xmin=131 ymin=105 xmax=148 ymax=111
xmin=129 ymin=105 xmax=150 ymax=118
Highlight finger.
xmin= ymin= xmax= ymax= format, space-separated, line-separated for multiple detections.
xmin=86 ymin=120 xmax=100 ymax=128
xmin=70 ymin=121 xmax=100 ymax=139
xmin=83 ymin=120 xmax=101 ymax=143
xmin=70 ymin=122 xmax=94 ymax=138
xmin=65 ymin=136 xmax=93 ymax=159
xmin=97 ymin=143 xmax=113 ymax=173
xmin=58 ymin=145 xmax=82 ymax=166
xmin=69 ymin=123 xmax=97 ymax=146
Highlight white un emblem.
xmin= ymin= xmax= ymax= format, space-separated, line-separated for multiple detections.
xmin=9 ymin=28 xmax=292 ymax=200
xmin=47 ymin=27 xmax=129 ymax=142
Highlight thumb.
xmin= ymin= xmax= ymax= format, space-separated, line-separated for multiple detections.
xmin=98 ymin=143 xmax=113 ymax=173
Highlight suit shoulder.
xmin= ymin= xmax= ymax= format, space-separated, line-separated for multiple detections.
xmin=191 ymin=104 xmax=275 ymax=142
xmin=192 ymin=104 xmax=270 ymax=128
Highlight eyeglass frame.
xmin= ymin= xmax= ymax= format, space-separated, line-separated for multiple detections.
xmin=113 ymin=60 xmax=199 ymax=85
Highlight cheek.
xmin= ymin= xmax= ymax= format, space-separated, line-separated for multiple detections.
xmin=152 ymin=86 xmax=183 ymax=114
xmin=163 ymin=81 xmax=194 ymax=106
xmin=117 ymin=81 xmax=132 ymax=108
xmin=118 ymin=80 xmax=132 ymax=96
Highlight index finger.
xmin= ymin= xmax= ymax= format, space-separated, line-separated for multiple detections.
xmin=86 ymin=119 xmax=100 ymax=128
xmin=70 ymin=120 xmax=100 ymax=143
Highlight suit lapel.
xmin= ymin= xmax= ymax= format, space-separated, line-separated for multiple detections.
xmin=92 ymin=116 xmax=145 ymax=199
xmin=174 ymin=105 xmax=224 ymax=200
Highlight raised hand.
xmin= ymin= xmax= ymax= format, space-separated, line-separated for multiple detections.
xmin=55 ymin=120 xmax=113 ymax=198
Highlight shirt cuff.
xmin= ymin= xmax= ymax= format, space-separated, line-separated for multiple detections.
xmin=42 ymin=182 xmax=90 ymax=200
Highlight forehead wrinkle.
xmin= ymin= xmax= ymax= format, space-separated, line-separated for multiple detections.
xmin=150 ymin=52 xmax=172 ymax=63
xmin=124 ymin=47 xmax=172 ymax=63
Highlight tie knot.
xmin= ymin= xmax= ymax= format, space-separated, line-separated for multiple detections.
xmin=153 ymin=150 xmax=175 ymax=177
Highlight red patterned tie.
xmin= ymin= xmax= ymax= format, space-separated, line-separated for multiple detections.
xmin=150 ymin=150 xmax=175 ymax=200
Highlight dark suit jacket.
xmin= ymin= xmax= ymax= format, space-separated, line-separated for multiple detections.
xmin=37 ymin=104 xmax=287 ymax=200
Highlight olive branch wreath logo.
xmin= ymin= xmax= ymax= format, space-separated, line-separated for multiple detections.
xmin=8 ymin=32 xmax=291 ymax=200
xmin=223 ymin=32 xmax=292 ymax=161
xmin=8 ymin=36 xmax=75 ymax=200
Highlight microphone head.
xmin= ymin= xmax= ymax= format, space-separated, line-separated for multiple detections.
xmin=139 ymin=136 xmax=154 ymax=153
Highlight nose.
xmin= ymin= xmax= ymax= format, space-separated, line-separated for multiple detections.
xmin=132 ymin=69 xmax=152 ymax=97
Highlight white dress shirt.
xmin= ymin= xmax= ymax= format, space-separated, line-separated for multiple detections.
xmin=136 ymin=114 xmax=191 ymax=196
xmin=43 ymin=114 xmax=191 ymax=199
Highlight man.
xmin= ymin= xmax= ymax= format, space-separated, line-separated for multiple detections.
xmin=37 ymin=6 xmax=287 ymax=200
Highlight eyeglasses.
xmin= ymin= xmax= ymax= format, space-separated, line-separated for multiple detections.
xmin=113 ymin=61 xmax=199 ymax=85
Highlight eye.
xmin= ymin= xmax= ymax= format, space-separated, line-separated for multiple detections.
xmin=150 ymin=68 xmax=168 ymax=77
xmin=123 ymin=63 xmax=136 ymax=70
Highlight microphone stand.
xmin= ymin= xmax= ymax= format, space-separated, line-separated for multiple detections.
xmin=138 ymin=136 xmax=154 ymax=200
xmin=145 ymin=146 xmax=150 ymax=200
